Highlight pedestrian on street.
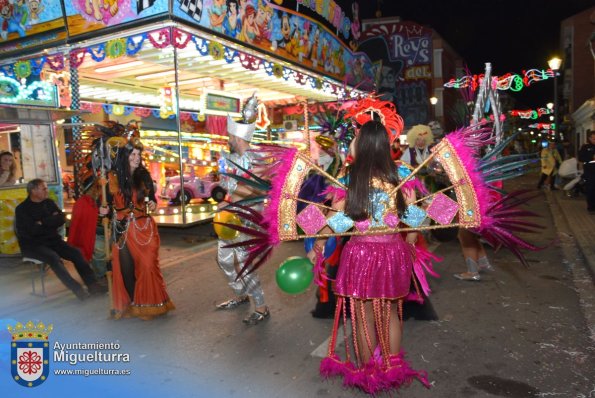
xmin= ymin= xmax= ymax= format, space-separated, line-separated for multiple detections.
xmin=578 ymin=130 xmax=595 ymax=213
xmin=537 ymin=140 xmax=562 ymax=190
xmin=215 ymin=95 xmax=270 ymax=325
xmin=108 ymin=137 xmax=175 ymax=320
xmin=14 ymin=179 xmax=107 ymax=300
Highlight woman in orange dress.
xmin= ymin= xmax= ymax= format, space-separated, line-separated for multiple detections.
xmin=108 ymin=138 xmax=175 ymax=320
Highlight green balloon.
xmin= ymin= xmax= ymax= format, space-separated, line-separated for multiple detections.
xmin=276 ymin=256 xmax=314 ymax=294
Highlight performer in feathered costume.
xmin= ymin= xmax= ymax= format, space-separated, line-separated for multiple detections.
xmin=216 ymin=95 xmax=543 ymax=394
xmin=216 ymin=93 xmax=270 ymax=325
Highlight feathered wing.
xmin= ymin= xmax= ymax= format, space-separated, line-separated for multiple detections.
xmin=216 ymin=125 xmax=544 ymax=275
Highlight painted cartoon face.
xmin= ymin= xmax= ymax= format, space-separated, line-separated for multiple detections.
xmin=0 ymin=0 xmax=13 ymax=19
xmin=281 ymin=14 xmax=290 ymax=38
xmin=228 ymin=2 xmax=237 ymax=16
xmin=29 ymin=0 xmax=40 ymax=12
xmin=256 ymin=7 xmax=266 ymax=24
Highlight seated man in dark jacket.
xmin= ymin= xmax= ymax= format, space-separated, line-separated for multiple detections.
xmin=15 ymin=179 xmax=107 ymax=300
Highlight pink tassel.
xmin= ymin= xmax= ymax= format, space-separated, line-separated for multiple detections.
xmin=412 ymin=245 xmax=441 ymax=297
xmin=321 ymin=185 xmax=347 ymax=202
xmin=402 ymin=177 xmax=428 ymax=196
xmin=321 ymin=350 xmax=430 ymax=394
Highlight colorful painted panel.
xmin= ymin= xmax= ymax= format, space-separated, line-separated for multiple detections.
xmin=172 ymin=0 xmax=374 ymax=88
xmin=269 ymin=0 xmax=361 ymax=49
xmin=64 ymin=0 xmax=168 ymax=38
xmin=360 ymin=21 xmax=434 ymax=126
xmin=0 ymin=0 xmax=67 ymax=55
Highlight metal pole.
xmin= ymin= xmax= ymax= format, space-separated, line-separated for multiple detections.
xmin=553 ymin=72 xmax=559 ymax=140
xmin=172 ymin=28 xmax=186 ymax=224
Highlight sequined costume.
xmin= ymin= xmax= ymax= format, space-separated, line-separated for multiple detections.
xmin=109 ymin=171 xmax=175 ymax=319
xmin=217 ymin=150 xmax=266 ymax=308
xmin=320 ymin=177 xmax=429 ymax=393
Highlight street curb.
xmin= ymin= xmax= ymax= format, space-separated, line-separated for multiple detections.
xmin=547 ymin=191 xmax=595 ymax=282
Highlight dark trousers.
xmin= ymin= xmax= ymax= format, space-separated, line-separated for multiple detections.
xmin=585 ymin=172 xmax=595 ymax=211
xmin=537 ymin=172 xmax=555 ymax=189
xmin=22 ymin=240 xmax=97 ymax=293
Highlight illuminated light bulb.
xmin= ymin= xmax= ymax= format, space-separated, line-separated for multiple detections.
xmin=159 ymin=209 xmax=165 ymax=215
xmin=186 ymin=208 xmax=193 ymax=213
xmin=173 ymin=208 xmax=179 ymax=214
xmin=212 ymin=205 xmax=218 ymax=211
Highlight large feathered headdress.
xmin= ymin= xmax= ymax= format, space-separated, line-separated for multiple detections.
xmin=342 ymin=97 xmax=404 ymax=144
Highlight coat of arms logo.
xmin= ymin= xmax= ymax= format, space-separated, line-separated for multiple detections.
xmin=8 ymin=321 xmax=53 ymax=387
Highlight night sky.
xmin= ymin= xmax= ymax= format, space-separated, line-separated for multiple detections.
xmin=360 ymin=0 xmax=593 ymax=107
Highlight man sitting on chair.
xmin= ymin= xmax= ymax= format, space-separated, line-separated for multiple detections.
xmin=15 ymin=179 xmax=107 ymax=300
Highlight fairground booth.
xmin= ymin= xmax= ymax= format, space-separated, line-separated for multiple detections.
xmin=0 ymin=0 xmax=375 ymax=255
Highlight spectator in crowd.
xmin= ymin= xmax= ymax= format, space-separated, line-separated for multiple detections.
xmin=578 ymin=130 xmax=595 ymax=214
xmin=15 ymin=179 xmax=107 ymax=300
xmin=0 ymin=150 xmax=17 ymax=186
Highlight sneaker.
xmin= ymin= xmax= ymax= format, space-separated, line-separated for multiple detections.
xmin=216 ymin=296 xmax=249 ymax=310
xmin=453 ymin=272 xmax=481 ymax=281
xmin=243 ymin=308 xmax=270 ymax=325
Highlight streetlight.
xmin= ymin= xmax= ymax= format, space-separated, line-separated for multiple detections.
xmin=429 ymin=96 xmax=438 ymax=122
xmin=548 ymin=57 xmax=562 ymax=140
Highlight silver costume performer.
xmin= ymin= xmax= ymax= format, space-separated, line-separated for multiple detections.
xmin=217 ymin=150 xmax=266 ymax=308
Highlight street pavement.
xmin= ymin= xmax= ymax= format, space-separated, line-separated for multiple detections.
xmin=1 ymin=173 xmax=594 ymax=397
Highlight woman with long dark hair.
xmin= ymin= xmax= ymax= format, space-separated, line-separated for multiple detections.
xmin=309 ymin=120 xmax=429 ymax=393
xmin=0 ymin=150 xmax=17 ymax=186
xmin=108 ymin=138 xmax=175 ymax=320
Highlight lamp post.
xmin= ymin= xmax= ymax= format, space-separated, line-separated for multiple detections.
xmin=548 ymin=57 xmax=562 ymax=140
xmin=429 ymin=96 xmax=438 ymax=122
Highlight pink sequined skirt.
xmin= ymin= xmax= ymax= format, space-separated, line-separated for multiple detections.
xmin=335 ymin=234 xmax=414 ymax=299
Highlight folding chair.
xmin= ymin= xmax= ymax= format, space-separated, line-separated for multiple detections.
xmin=22 ymin=257 xmax=49 ymax=298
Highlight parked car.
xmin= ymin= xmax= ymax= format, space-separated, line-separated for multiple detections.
xmin=161 ymin=166 xmax=226 ymax=204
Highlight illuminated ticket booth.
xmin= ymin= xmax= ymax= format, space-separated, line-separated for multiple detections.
xmin=0 ymin=0 xmax=374 ymax=227
xmin=0 ymin=105 xmax=86 ymax=255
